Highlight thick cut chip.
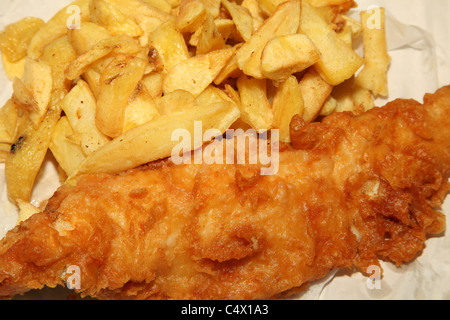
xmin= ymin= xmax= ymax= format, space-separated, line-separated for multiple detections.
xmin=355 ymin=7 xmax=389 ymax=97
xmin=66 ymin=35 xmax=142 ymax=81
xmin=0 ymin=99 xmax=18 ymax=144
xmin=155 ymin=90 xmax=195 ymax=115
xmin=96 ymin=54 xmax=148 ymax=138
xmin=17 ymin=58 xmax=53 ymax=127
xmin=40 ymin=36 xmax=78 ymax=108
xmin=102 ymin=0 xmax=172 ymax=23
xmin=196 ymin=13 xmax=226 ymax=54
xmin=68 ymin=22 xmax=111 ymax=55
xmin=1 ymin=55 xmax=26 ymax=81
xmin=299 ymin=68 xmax=333 ymax=122
xmin=222 ymin=0 xmax=253 ymax=42
xmin=163 ymin=48 xmax=234 ymax=97
xmin=27 ymin=0 xmax=90 ymax=59
xmin=195 ymin=85 xmax=235 ymax=107
xmin=149 ymin=19 xmax=190 ymax=72
xmin=140 ymin=0 xmax=172 ymax=13
xmin=90 ymin=0 xmax=143 ymax=37
xmin=236 ymin=0 xmax=301 ymax=79
xmin=123 ymin=84 xmax=160 ymax=132
xmin=236 ymin=74 xmax=273 ymax=131
xmin=16 ymin=200 xmax=41 ymax=224
xmin=309 ymin=0 xmax=355 ymax=7
xmin=142 ymin=72 xmax=164 ymax=98
xmin=300 ymin=1 xmax=363 ymax=85
xmin=69 ymin=101 xmax=240 ymax=177
xmin=241 ymin=0 xmax=264 ymax=31
xmin=257 ymin=0 xmax=289 ymax=16
xmin=50 ymin=116 xmax=86 ymax=176
xmin=0 ymin=17 xmax=45 ymax=62
xmin=272 ymin=75 xmax=304 ymax=143
xmin=261 ymin=33 xmax=320 ymax=82
xmin=5 ymin=107 xmax=61 ymax=203
xmin=213 ymin=44 xmax=242 ymax=85
xmin=61 ymin=80 xmax=110 ymax=155
xmin=176 ymin=0 xmax=207 ymax=33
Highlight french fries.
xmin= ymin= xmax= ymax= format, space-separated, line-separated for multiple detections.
xmin=236 ymin=74 xmax=273 ymax=131
xmin=0 ymin=17 xmax=44 ymax=63
xmin=272 ymin=75 xmax=304 ymax=142
xmin=96 ymin=54 xmax=148 ymax=138
xmin=0 ymin=0 xmax=389 ymax=210
xmin=163 ymin=48 xmax=234 ymax=97
xmin=299 ymin=69 xmax=333 ymax=122
xmin=70 ymin=101 xmax=240 ymax=177
xmin=300 ymin=1 xmax=364 ymax=86
xmin=356 ymin=7 xmax=390 ymax=97
xmin=49 ymin=116 xmax=87 ymax=176
xmin=261 ymin=34 xmax=320 ymax=82
xmin=236 ymin=0 xmax=300 ymax=79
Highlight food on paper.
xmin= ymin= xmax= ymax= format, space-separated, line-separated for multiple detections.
xmin=0 ymin=0 xmax=443 ymax=300
xmin=0 ymin=87 xmax=449 ymax=299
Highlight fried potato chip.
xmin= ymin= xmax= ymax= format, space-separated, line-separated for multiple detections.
xmin=141 ymin=0 xmax=173 ymax=13
xmin=320 ymin=95 xmax=338 ymax=116
xmin=96 ymin=54 xmax=148 ymax=138
xmin=16 ymin=58 xmax=53 ymax=127
xmin=1 ymin=55 xmax=26 ymax=81
xmin=16 ymin=199 xmax=41 ymax=224
xmin=68 ymin=22 xmax=111 ymax=55
xmin=222 ymin=0 xmax=253 ymax=42
xmin=70 ymin=101 xmax=240 ymax=177
xmin=257 ymin=0 xmax=289 ymax=16
xmin=241 ymin=0 xmax=264 ymax=31
xmin=103 ymin=0 xmax=172 ymax=23
xmin=355 ymin=7 xmax=389 ymax=97
xmin=261 ymin=34 xmax=320 ymax=82
xmin=213 ymin=44 xmax=242 ymax=84
xmin=40 ymin=36 xmax=78 ymax=106
xmin=272 ymin=75 xmax=304 ymax=143
xmin=0 ymin=99 xmax=18 ymax=144
xmin=176 ymin=0 xmax=207 ymax=33
xmin=50 ymin=116 xmax=87 ymax=176
xmin=300 ymin=1 xmax=363 ymax=85
xmin=163 ymin=47 xmax=234 ymax=97
xmin=12 ymin=77 xmax=37 ymax=113
xmin=0 ymin=17 xmax=45 ymax=63
xmin=27 ymin=0 xmax=90 ymax=59
xmin=61 ymin=80 xmax=110 ymax=155
xmin=196 ymin=13 xmax=226 ymax=54
xmin=90 ymin=0 xmax=144 ymax=37
xmin=149 ymin=19 xmax=190 ymax=72
xmin=123 ymin=84 xmax=160 ymax=132
xmin=309 ymin=0 xmax=354 ymax=6
xmin=195 ymin=85 xmax=235 ymax=107
xmin=236 ymin=74 xmax=273 ymax=131
xmin=299 ymin=68 xmax=333 ymax=122
xmin=66 ymin=35 xmax=142 ymax=81
xmin=236 ymin=0 xmax=300 ymax=79
xmin=5 ymin=107 xmax=61 ymax=203
xmin=0 ymin=143 xmax=11 ymax=163
xmin=142 ymin=72 xmax=164 ymax=98
xmin=155 ymin=89 xmax=195 ymax=115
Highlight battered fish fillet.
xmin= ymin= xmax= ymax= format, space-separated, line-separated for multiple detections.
xmin=0 ymin=87 xmax=449 ymax=300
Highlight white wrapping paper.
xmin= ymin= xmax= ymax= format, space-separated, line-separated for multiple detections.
xmin=0 ymin=0 xmax=449 ymax=300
